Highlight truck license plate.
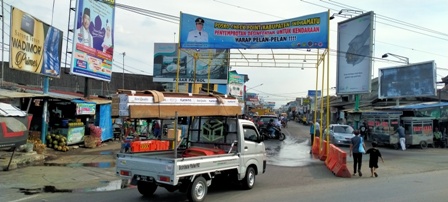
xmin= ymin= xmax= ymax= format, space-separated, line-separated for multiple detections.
xmin=137 ymin=175 xmax=154 ymax=182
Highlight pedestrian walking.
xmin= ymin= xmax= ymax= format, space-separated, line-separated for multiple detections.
xmin=314 ymin=120 xmax=320 ymax=138
xmin=350 ymin=130 xmax=366 ymax=177
xmin=366 ymin=141 xmax=384 ymax=177
xmin=393 ymin=123 xmax=406 ymax=151
xmin=310 ymin=122 xmax=315 ymax=146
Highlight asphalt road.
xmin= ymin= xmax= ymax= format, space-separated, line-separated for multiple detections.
xmin=12 ymin=121 xmax=448 ymax=202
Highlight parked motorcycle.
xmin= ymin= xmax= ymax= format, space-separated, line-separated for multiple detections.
xmin=259 ymin=126 xmax=286 ymax=141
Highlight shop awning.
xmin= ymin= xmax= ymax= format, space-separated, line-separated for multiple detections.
xmin=0 ymin=89 xmax=45 ymax=99
xmin=87 ymin=97 xmax=111 ymax=105
xmin=388 ymin=102 xmax=448 ymax=111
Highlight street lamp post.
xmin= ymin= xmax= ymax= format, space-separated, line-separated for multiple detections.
xmin=382 ymin=53 xmax=409 ymax=65
xmin=121 ymin=52 xmax=126 ymax=89
xmin=381 ymin=53 xmax=410 ymax=106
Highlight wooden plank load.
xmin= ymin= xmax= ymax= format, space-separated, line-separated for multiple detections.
xmin=112 ymin=90 xmax=242 ymax=118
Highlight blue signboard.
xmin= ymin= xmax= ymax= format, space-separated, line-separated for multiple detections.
xmin=308 ymin=90 xmax=321 ymax=97
xmin=179 ymin=12 xmax=329 ymax=49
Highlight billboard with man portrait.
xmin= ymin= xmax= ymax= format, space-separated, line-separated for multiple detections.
xmin=9 ymin=7 xmax=63 ymax=77
xmin=179 ymin=12 xmax=329 ymax=49
xmin=70 ymin=0 xmax=115 ymax=81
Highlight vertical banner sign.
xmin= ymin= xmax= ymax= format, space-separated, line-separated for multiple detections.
xmin=9 ymin=7 xmax=63 ymax=77
xmin=336 ymin=11 xmax=374 ymax=95
xmin=228 ymin=71 xmax=244 ymax=101
xmin=70 ymin=0 xmax=115 ymax=81
xmin=179 ymin=12 xmax=329 ymax=49
xmin=153 ymin=43 xmax=229 ymax=84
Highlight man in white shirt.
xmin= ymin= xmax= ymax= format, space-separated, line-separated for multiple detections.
xmin=315 ymin=121 xmax=321 ymax=137
xmin=187 ymin=17 xmax=209 ymax=42
xmin=275 ymin=118 xmax=282 ymax=128
xmin=75 ymin=7 xmax=93 ymax=47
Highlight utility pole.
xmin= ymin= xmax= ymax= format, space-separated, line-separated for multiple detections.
xmin=1 ymin=0 xmax=4 ymax=86
xmin=121 ymin=52 xmax=126 ymax=89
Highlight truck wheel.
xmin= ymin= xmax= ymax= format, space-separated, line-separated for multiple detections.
xmin=420 ymin=141 xmax=428 ymax=149
xmin=278 ymin=133 xmax=286 ymax=141
xmin=137 ymin=181 xmax=157 ymax=196
xmin=187 ymin=176 xmax=207 ymax=202
xmin=241 ymin=167 xmax=256 ymax=190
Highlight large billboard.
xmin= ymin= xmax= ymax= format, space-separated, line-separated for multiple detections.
xmin=9 ymin=7 xmax=63 ymax=77
xmin=336 ymin=11 xmax=374 ymax=95
xmin=70 ymin=0 xmax=115 ymax=81
xmin=179 ymin=12 xmax=329 ymax=49
xmin=153 ymin=43 xmax=229 ymax=84
xmin=378 ymin=61 xmax=436 ymax=99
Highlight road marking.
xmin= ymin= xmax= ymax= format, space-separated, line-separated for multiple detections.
xmin=9 ymin=195 xmax=39 ymax=202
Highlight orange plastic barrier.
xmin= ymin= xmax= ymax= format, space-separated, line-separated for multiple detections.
xmin=318 ymin=140 xmax=328 ymax=161
xmin=312 ymin=137 xmax=320 ymax=155
xmin=325 ymin=145 xmax=338 ymax=170
xmin=331 ymin=146 xmax=351 ymax=178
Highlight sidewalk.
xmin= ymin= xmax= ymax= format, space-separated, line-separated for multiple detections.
xmin=0 ymin=141 xmax=124 ymax=202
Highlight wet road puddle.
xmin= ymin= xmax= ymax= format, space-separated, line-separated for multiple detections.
xmin=266 ymin=136 xmax=320 ymax=167
xmin=16 ymin=180 xmax=130 ymax=195
xmin=99 ymin=151 xmax=114 ymax=155
xmin=41 ymin=162 xmax=116 ymax=168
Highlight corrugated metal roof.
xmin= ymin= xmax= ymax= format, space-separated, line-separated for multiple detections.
xmin=25 ymin=89 xmax=83 ymax=100
xmin=0 ymin=102 xmax=27 ymax=117
xmin=389 ymin=102 xmax=448 ymax=110
xmin=23 ymin=89 xmax=111 ymax=104
xmin=87 ymin=97 xmax=111 ymax=105
xmin=0 ymin=89 xmax=45 ymax=99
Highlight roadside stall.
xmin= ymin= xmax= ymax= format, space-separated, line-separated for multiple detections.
xmin=400 ymin=117 xmax=434 ymax=149
xmin=50 ymin=99 xmax=96 ymax=145
xmin=362 ymin=111 xmax=402 ymax=148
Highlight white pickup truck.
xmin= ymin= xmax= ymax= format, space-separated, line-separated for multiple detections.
xmin=116 ymin=116 xmax=266 ymax=202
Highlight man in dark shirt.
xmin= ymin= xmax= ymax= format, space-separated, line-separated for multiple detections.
xmin=366 ymin=141 xmax=384 ymax=177
xmin=394 ymin=124 xmax=406 ymax=151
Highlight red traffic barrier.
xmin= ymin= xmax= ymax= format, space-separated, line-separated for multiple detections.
xmin=312 ymin=136 xmax=320 ymax=155
xmin=331 ymin=147 xmax=351 ymax=178
xmin=319 ymin=140 xmax=328 ymax=161
xmin=325 ymin=144 xmax=338 ymax=170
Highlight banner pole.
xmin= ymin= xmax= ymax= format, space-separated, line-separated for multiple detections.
xmin=326 ymin=9 xmax=331 ymax=156
xmin=207 ymin=50 xmax=212 ymax=93
xmin=1 ymin=0 xmax=4 ymax=87
xmin=175 ymin=12 xmax=182 ymax=93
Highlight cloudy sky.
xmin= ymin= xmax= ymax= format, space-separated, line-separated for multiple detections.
xmin=2 ymin=0 xmax=448 ymax=107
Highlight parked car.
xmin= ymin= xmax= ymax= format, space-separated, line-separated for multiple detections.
xmin=323 ymin=124 xmax=355 ymax=146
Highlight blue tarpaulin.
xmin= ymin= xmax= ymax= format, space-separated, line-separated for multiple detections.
xmin=96 ymin=104 xmax=113 ymax=141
